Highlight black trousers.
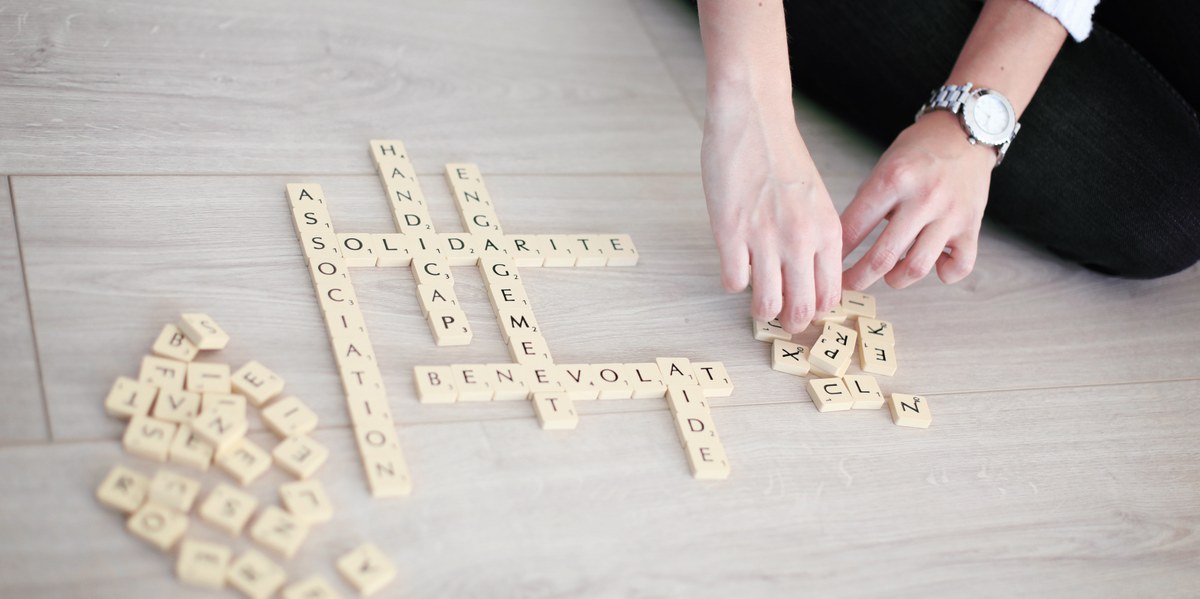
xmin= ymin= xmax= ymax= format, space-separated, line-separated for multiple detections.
xmin=774 ymin=0 xmax=1200 ymax=278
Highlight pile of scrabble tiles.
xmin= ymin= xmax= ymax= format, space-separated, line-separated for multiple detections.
xmin=412 ymin=359 xmax=736 ymax=479
xmin=96 ymin=313 xmax=396 ymax=597
xmin=755 ymin=291 xmax=932 ymax=428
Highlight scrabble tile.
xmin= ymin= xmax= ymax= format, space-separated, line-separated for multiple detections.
xmin=309 ymin=256 xmax=351 ymax=292
xmin=338 ymin=233 xmax=379 ymax=267
xmin=554 ymin=364 xmax=599 ymax=401
xmin=323 ymin=305 xmax=369 ymax=338
xmin=412 ymin=366 xmax=457 ymax=404
xmin=127 ymin=502 xmax=188 ymax=552
xmin=770 ymin=339 xmax=811 ymax=377
xmin=844 ymin=374 xmax=886 ymax=410
xmin=249 ymin=505 xmax=310 ymax=559
xmin=287 ymin=182 xmax=327 ymax=208
xmin=444 ymin=162 xmax=489 ymax=192
xmin=314 ymin=276 xmax=361 ymax=312
xmin=588 ymin=364 xmax=632 ymax=400
xmin=123 ymin=416 xmax=178 ymax=462
xmin=809 ymin=322 xmax=858 ymax=378
xmin=752 ymin=319 xmax=790 ymax=342
xmin=479 ymin=257 xmax=520 ymax=285
xmin=179 ymin=313 xmax=231 ymax=351
xmin=460 ymin=207 xmax=503 ymax=234
xmin=339 ymin=364 xmax=387 ymax=398
xmin=415 ymin=283 xmax=460 ymax=317
xmin=228 ymin=549 xmax=288 ymax=599
xmin=279 ymin=479 xmax=334 ymax=525
xmin=369 ymin=139 xmax=411 ymax=164
xmin=152 ymin=323 xmax=199 ymax=362
xmin=474 ymin=235 xmax=510 ymax=259
xmin=807 ymin=378 xmax=855 ymax=413
xmin=569 ymin=235 xmax=608 ymax=267
xmin=450 ymin=364 xmax=493 ymax=402
xmin=507 ymin=334 xmax=553 ymax=365
xmin=655 ymin=357 xmax=696 ymax=385
xmin=531 ymin=392 xmax=579 ymax=430
xmin=191 ymin=410 xmax=247 ymax=455
xmin=198 ymin=483 xmax=259 ymax=536
xmin=283 ymin=576 xmax=342 ymax=599
xmin=201 ymin=393 xmax=247 ymax=420
xmin=176 ymin=538 xmax=232 ymax=591
xmin=273 ymin=435 xmax=330 ymax=480
xmin=539 ymin=235 xmax=577 ymax=267
xmin=299 ymin=232 xmax=344 ymax=264
xmin=691 ymin=362 xmax=734 ymax=397
xmin=860 ymin=340 xmax=898 ymax=376
xmin=503 ymin=234 xmax=546 ymax=267
xmin=518 ymin=364 xmax=561 ymax=395
xmin=215 ymin=437 xmax=273 ymax=486
xmin=95 ymin=464 xmax=149 ymax=514
xmin=187 ymin=362 xmax=232 ymax=394
xmin=841 ymin=290 xmax=876 ymax=318
xmin=626 ymin=363 xmax=666 ymax=399
xmin=888 ymin=394 xmax=932 ymax=429
xmin=232 ymin=360 xmax=286 ymax=407
xmin=152 ymin=389 xmax=201 ymax=423
xmin=332 ymin=335 xmax=377 ymax=371
xmin=391 ymin=202 xmax=436 ymax=234
xmin=675 ymin=410 xmax=719 ymax=448
xmin=148 ymin=469 xmax=202 ymax=512
xmin=665 ymin=385 xmax=710 ymax=416
xmin=337 ymin=543 xmax=397 ymax=597
xmin=487 ymin=283 xmax=531 ymax=314
xmin=375 ymin=233 xmax=415 ymax=267
xmin=355 ymin=426 xmax=413 ymax=498
xmin=426 ymin=308 xmax=472 ymax=346
xmin=436 ymin=233 xmax=480 ymax=266
xmin=497 ymin=306 xmax=541 ymax=340
xmin=601 ymin=234 xmax=639 ymax=266
xmin=104 ymin=376 xmax=159 ymax=420
xmin=858 ymin=317 xmax=896 ymax=348
xmin=411 ymin=254 xmax=454 ymax=285
xmin=169 ymin=425 xmax=215 ymax=472
xmin=814 ymin=305 xmax=848 ymax=325
xmin=685 ymin=440 xmax=730 ymax=480
xmin=262 ymin=396 xmax=319 ymax=438
xmin=292 ymin=203 xmax=334 ymax=236
xmin=483 ymin=363 xmax=530 ymax=401
xmin=346 ymin=390 xmax=395 ymax=426
xmin=139 ymin=355 xmax=188 ymax=391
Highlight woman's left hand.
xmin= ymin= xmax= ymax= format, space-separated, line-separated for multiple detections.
xmin=840 ymin=110 xmax=997 ymax=290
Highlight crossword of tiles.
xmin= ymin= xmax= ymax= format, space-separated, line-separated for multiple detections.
xmin=286 ymin=140 xmax=735 ymax=496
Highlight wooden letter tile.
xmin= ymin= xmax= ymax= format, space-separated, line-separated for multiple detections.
xmin=589 ymin=364 xmax=632 ymax=400
xmin=842 ymin=290 xmax=876 ymax=318
xmin=503 ymin=234 xmax=546 ymax=267
xmin=376 ymin=233 xmax=415 ymax=267
xmin=752 ymin=318 xmax=791 ymax=342
xmin=860 ymin=339 xmax=898 ymax=376
xmin=191 ymin=410 xmax=248 ymax=455
xmin=262 ymin=396 xmax=319 ymax=438
xmin=179 ymin=313 xmax=231 ymax=350
xmin=771 ymin=339 xmax=811 ymax=377
xmin=843 ymin=374 xmax=886 ymax=410
xmin=279 ymin=479 xmax=334 ymax=525
xmin=104 ymin=376 xmax=159 ymax=420
xmin=411 ymin=254 xmax=454 ymax=285
xmin=249 ymin=504 xmax=310 ymax=559
xmin=507 ymin=334 xmax=553 ymax=364
xmin=176 ymin=538 xmax=232 ymax=591
xmin=532 ymin=392 xmax=579 ymax=430
xmin=148 ymin=468 xmax=202 ymax=512
xmin=691 ymin=361 xmax=734 ymax=397
xmin=602 ymin=234 xmax=639 ymax=266
xmin=127 ymin=502 xmax=188 ymax=552
xmin=201 ymin=393 xmax=247 ymax=420
xmin=198 ymin=483 xmax=259 ymax=536
xmin=807 ymin=377 xmax=855 ymax=413
xmin=665 ymin=385 xmax=710 ymax=416
xmin=685 ymin=440 xmax=731 ymax=480
xmin=655 ymin=357 xmax=696 ymax=386
xmin=809 ymin=322 xmax=858 ymax=378
xmin=187 ymin=362 xmax=232 ymax=394
xmin=153 ymin=389 xmax=202 ymax=423
xmin=215 ymin=437 xmax=273 ymax=487
xmin=227 ymin=549 xmax=288 ymax=599
xmin=416 ymin=283 xmax=460 ymax=316
xmin=337 ymin=543 xmax=397 ymax=597
xmin=412 ymin=366 xmax=457 ymax=404
xmin=427 ymin=308 xmax=473 ymax=346
xmin=814 ymin=305 xmax=848 ymax=325
xmin=231 ymin=360 xmax=286 ymax=407
xmin=323 ymin=305 xmax=369 ymax=339
xmin=169 ymin=424 xmax=215 ymax=472
xmin=272 ymin=435 xmax=330 ymax=480
xmin=888 ymin=394 xmax=932 ymax=428
xmin=626 ymin=363 xmax=666 ymax=399
xmin=123 ymin=416 xmax=178 ymax=462
xmin=674 ymin=410 xmax=719 ymax=448
xmin=139 ymin=355 xmax=188 ymax=391
xmin=338 ymin=233 xmax=380 ymax=267
xmin=95 ymin=464 xmax=149 ymax=514
xmin=554 ymin=364 xmax=599 ymax=401
xmin=450 ymin=364 xmax=493 ymax=402
xmin=484 ymin=364 xmax=530 ymax=401
xmin=857 ymin=317 xmax=896 ymax=347
xmin=152 ymin=323 xmax=199 ymax=362
xmin=539 ymin=235 xmax=577 ymax=267
xmin=283 ymin=577 xmax=342 ymax=599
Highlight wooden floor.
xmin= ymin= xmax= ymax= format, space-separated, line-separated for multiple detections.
xmin=2 ymin=1 xmax=1198 ymax=597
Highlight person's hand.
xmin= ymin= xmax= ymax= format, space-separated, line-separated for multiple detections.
xmin=841 ymin=111 xmax=995 ymax=290
xmin=702 ymin=94 xmax=843 ymax=333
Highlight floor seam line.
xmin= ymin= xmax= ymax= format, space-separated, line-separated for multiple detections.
xmin=7 ymin=176 xmax=54 ymax=442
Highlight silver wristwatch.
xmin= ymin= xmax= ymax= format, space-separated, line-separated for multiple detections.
xmin=915 ymin=82 xmax=1020 ymax=167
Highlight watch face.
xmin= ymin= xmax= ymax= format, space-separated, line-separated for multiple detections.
xmin=962 ymin=89 xmax=1016 ymax=146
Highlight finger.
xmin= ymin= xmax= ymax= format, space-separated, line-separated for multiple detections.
xmin=884 ymin=222 xmax=953 ymax=289
xmin=813 ymin=246 xmax=843 ymax=314
xmin=840 ymin=176 xmax=898 ymax=260
xmin=843 ymin=208 xmax=927 ymax=291
xmin=778 ymin=256 xmax=815 ymax=334
xmin=715 ymin=237 xmax=751 ymax=292
xmin=748 ymin=249 xmax=783 ymax=322
xmin=936 ymin=230 xmax=979 ymax=284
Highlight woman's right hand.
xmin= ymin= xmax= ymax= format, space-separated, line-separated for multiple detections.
xmin=701 ymin=90 xmax=843 ymax=334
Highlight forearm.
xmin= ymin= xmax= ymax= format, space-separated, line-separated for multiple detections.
xmin=697 ymin=0 xmax=794 ymax=116
xmin=946 ymin=0 xmax=1068 ymax=117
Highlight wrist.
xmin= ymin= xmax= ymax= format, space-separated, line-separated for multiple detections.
xmin=912 ymin=110 xmax=997 ymax=168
